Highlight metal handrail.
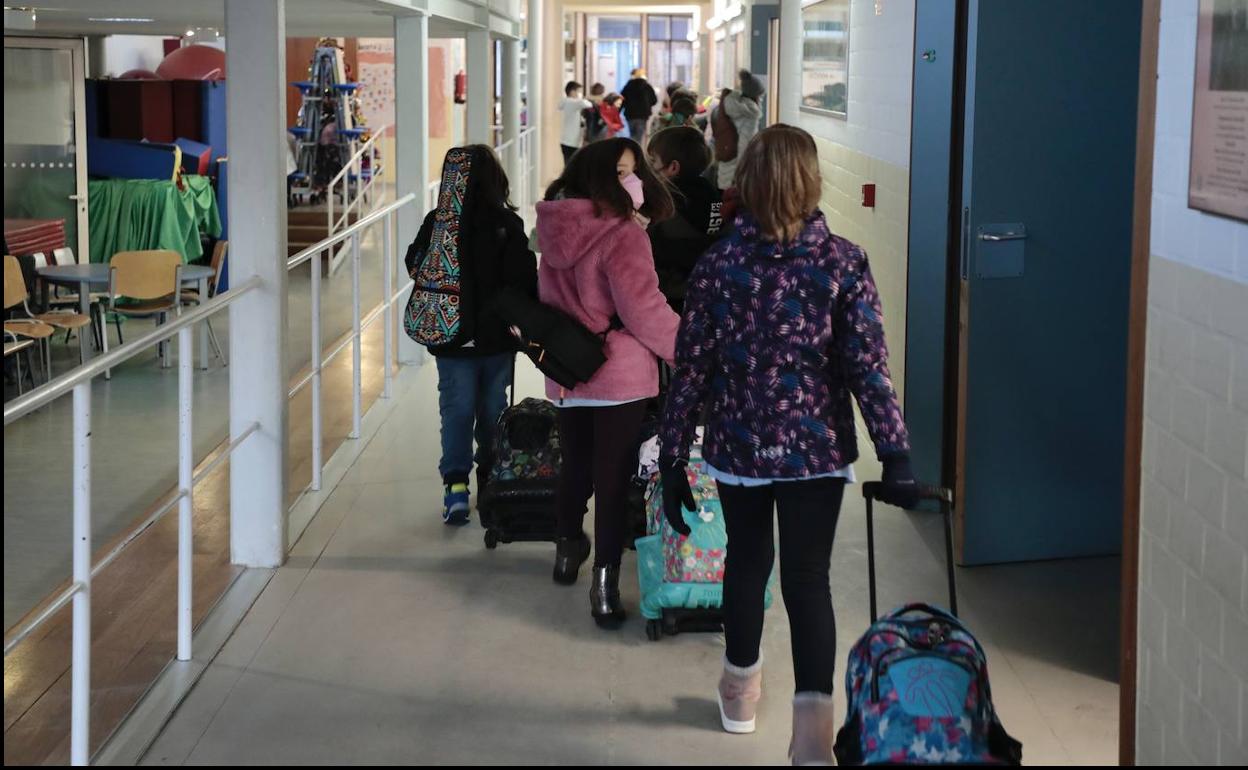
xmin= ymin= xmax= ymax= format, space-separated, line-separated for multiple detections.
xmin=3 ymin=276 xmax=262 ymax=426
xmin=0 ymin=119 xmax=537 ymax=765
xmin=326 ymin=122 xmax=389 ymax=230
xmin=289 ymin=193 xmax=416 ymax=270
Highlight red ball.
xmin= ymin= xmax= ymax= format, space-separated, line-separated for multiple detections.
xmin=156 ymin=45 xmax=226 ymax=81
xmin=118 ymin=68 xmax=159 ymax=80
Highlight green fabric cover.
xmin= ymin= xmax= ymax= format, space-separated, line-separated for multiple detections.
xmin=86 ymin=176 xmax=221 ymax=264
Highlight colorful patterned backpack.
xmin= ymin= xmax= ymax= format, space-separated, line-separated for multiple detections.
xmin=486 ymin=397 xmax=561 ymax=485
xmin=635 ymin=448 xmax=774 ymax=636
xmin=479 ymin=397 xmax=562 ymax=548
xmin=834 ymin=604 xmax=1022 ymax=765
xmin=404 ymin=147 xmax=476 ymax=349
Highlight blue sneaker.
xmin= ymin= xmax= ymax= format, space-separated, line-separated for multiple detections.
xmin=443 ymin=483 xmax=470 ymax=526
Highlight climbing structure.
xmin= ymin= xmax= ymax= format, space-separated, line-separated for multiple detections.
xmin=288 ymin=39 xmax=368 ymax=205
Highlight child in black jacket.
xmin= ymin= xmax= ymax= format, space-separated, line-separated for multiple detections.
xmin=404 ymin=145 xmax=538 ymax=525
xmin=645 ymin=126 xmax=726 ymax=313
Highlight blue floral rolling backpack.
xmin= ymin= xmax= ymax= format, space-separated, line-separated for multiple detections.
xmin=833 ymin=484 xmax=1022 ymax=765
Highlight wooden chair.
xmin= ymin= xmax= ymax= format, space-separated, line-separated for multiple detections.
xmin=179 ymin=240 xmax=227 ymax=364
xmin=4 ymin=254 xmax=92 ymax=374
xmin=44 ymin=246 xmax=120 ymax=348
xmin=105 ymin=250 xmax=184 ymax=369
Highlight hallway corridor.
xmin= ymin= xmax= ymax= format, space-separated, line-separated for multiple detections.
xmin=138 ymin=360 xmax=1120 ymax=766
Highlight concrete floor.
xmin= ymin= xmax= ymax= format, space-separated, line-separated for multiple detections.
xmin=2 ymin=229 xmax=389 ymax=629
xmin=139 ymin=359 xmax=1122 ymax=766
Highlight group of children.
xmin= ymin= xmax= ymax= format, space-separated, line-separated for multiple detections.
xmin=410 ymin=104 xmax=917 ymax=763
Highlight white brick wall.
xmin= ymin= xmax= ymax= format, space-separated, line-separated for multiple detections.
xmin=1139 ymin=257 xmax=1248 ymax=765
xmin=1137 ymin=3 xmax=1248 ymax=762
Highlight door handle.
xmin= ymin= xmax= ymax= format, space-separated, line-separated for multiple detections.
xmin=68 ymin=194 xmax=85 ymax=202
xmin=979 ymin=231 xmax=1027 ymax=242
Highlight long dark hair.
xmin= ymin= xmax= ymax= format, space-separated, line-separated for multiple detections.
xmin=544 ymin=137 xmax=674 ymax=222
xmin=461 ymin=144 xmax=516 ymax=212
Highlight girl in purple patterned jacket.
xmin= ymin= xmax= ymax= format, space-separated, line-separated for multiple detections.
xmin=658 ymin=125 xmax=919 ymax=764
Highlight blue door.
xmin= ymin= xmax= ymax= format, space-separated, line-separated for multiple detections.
xmin=951 ymin=0 xmax=1142 ymax=564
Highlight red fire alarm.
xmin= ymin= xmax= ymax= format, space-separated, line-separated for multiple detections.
xmin=862 ymin=183 xmax=876 ymax=208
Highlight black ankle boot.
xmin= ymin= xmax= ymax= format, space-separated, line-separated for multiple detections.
xmin=589 ymin=565 xmax=626 ymax=628
xmin=553 ymin=533 xmax=591 ymax=585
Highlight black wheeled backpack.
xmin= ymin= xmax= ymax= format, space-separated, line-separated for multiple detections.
xmin=478 ymin=395 xmax=561 ymax=549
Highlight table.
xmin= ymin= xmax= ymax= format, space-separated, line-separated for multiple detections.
xmin=36 ymin=263 xmax=216 ymax=371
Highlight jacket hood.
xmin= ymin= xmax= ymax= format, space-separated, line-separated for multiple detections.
xmin=535 ymin=198 xmax=632 ymax=269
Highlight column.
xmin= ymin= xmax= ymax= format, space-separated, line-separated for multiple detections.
xmin=540 ymin=0 xmax=564 ymax=184
xmin=395 ymin=12 xmax=429 ymax=365
xmin=502 ymin=38 xmax=522 ymax=189
xmin=527 ymin=0 xmax=543 ymax=203
xmin=777 ymin=0 xmax=803 ymax=124
xmin=466 ymin=28 xmax=492 ymax=145
xmin=225 ymin=0 xmax=288 ymax=567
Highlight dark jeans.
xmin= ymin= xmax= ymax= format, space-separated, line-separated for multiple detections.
xmin=718 ymin=477 xmax=847 ymax=694
xmin=627 ymin=118 xmax=649 ymax=145
xmin=561 ymin=144 xmax=578 ymax=166
xmin=435 ymin=353 xmax=513 ymax=485
xmin=555 ymin=401 xmax=648 ymax=567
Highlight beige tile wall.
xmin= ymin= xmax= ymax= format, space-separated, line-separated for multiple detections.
xmin=1137 ymin=254 xmax=1248 ymax=765
xmin=812 ymin=138 xmax=911 ymax=478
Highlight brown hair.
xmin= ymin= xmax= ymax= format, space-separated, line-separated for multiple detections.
xmin=735 ymin=124 xmax=821 ymax=242
xmin=647 ymin=126 xmax=712 ymax=178
xmin=545 ymin=137 xmax=675 ymax=222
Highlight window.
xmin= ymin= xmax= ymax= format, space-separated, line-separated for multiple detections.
xmin=587 ymin=15 xmax=642 ymax=92
xmin=801 ymin=0 xmax=850 ymax=117
xmin=646 ymin=14 xmax=695 ymax=89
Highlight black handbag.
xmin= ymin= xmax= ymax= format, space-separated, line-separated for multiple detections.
xmin=493 ymin=285 xmax=622 ymax=389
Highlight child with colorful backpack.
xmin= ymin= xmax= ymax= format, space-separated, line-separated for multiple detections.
xmin=658 ymin=125 xmax=919 ymax=764
xmin=404 ymin=145 xmax=538 ymax=525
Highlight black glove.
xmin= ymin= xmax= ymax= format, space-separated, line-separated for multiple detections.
xmin=659 ymin=457 xmax=694 ymax=537
xmin=879 ymin=453 xmax=921 ymax=510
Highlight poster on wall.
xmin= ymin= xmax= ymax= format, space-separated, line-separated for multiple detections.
xmin=357 ymin=38 xmax=394 ymax=136
xmin=800 ymin=0 xmax=850 ymax=117
xmin=1189 ymin=0 xmax=1248 ymax=222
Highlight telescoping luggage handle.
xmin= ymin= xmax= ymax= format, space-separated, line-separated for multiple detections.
xmin=861 ymin=483 xmax=957 ymax=623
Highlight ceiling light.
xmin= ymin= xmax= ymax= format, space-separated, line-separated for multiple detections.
xmin=185 ymin=29 xmax=195 ymax=36
xmin=88 ymin=17 xmax=156 ymax=23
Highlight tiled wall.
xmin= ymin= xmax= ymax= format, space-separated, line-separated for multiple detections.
xmin=1138 ymin=256 xmax=1248 ymax=765
xmin=1136 ymin=1 xmax=1248 ymax=764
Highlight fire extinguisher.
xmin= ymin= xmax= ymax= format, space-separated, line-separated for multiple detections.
xmin=454 ymin=70 xmax=466 ymax=104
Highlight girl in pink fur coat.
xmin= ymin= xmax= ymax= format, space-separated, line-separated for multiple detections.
xmin=535 ymin=137 xmax=679 ymax=628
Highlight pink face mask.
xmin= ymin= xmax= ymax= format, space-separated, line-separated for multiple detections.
xmin=620 ymin=172 xmax=645 ymax=211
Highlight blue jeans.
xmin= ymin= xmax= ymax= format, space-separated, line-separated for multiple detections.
xmin=436 ymin=353 xmax=513 ymax=485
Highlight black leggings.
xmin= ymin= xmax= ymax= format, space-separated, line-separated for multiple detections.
xmin=718 ymin=477 xmax=846 ymax=695
xmin=555 ymin=402 xmax=648 ymax=568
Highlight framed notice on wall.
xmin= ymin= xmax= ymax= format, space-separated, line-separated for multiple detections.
xmin=1189 ymin=0 xmax=1248 ymax=222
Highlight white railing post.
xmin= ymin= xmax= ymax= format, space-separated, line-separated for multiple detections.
xmin=350 ymin=231 xmax=362 ymax=439
xmin=327 ymin=182 xmax=335 ymax=246
xmin=310 ymin=247 xmax=323 ymax=491
xmin=382 ymin=212 xmax=394 ymax=400
xmin=177 ymin=327 xmax=193 ymax=661
xmin=70 ymin=381 xmax=91 ymax=766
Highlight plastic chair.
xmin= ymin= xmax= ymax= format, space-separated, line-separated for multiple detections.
xmin=179 ymin=240 xmax=227 ymax=364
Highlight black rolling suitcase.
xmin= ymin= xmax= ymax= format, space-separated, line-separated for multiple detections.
xmin=478 ymin=395 xmax=561 ymax=549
